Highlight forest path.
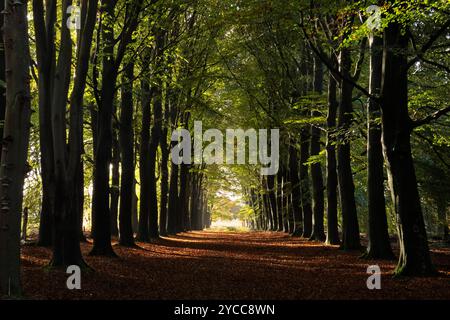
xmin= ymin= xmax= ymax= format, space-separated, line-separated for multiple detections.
xmin=22 ymin=230 xmax=450 ymax=299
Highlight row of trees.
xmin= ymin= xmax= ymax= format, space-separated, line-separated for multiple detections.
xmin=0 ymin=0 xmax=217 ymax=297
xmin=0 ymin=0 xmax=449 ymax=298
xmin=231 ymin=0 xmax=450 ymax=276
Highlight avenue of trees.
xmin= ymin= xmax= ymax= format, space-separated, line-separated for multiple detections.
xmin=0 ymin=0 xmax=449 ymax=297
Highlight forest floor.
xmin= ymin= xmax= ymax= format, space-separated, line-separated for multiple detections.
xmin=21 ymin=230 xmax=450 ymax=300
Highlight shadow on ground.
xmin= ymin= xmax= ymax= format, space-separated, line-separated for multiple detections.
xmin=21 ymin=231 xmax=450 ymax=300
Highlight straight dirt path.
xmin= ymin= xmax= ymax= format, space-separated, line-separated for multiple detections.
xmin=22 ymin=231 xmax=450 ymax=299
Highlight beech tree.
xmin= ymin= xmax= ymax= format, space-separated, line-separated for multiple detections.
xmin=363 ymin=31 xmax=394 ymax=260
xmin=91 ymin=0 xmax=143 ymax=255
xmin=0 ymin=0 xmax=32 ymax=296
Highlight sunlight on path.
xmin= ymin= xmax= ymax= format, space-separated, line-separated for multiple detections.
xmin=210 ymin=219 xmax=248 ymax=232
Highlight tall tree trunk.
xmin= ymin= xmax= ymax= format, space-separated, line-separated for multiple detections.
xmin=51 ymin=0 xmax=96 ymax=267
xmin=198 ymin=187 xmax=205 ymax=230
xmin=179 ymin=162 xmax=190 ymax=232
xmin=363 ymin=34 xmax=394 ymax=259
xmin=91 ymin=91 xmax=116 ymax=255
xmin=167 ymin=159 xmax=180 ymax=234
xmin=33 ymin=0 xmax=56 ymax=247
xmin=147 ymin=42 xmax=165 ymax=238
xmin=159 ymin=84 xmax=171 ymax=235
xmin=267 ymin=175 xmax=278 ymax=231
xmin=300 ymin=129 xmax=312 ymax=238
xmin=178 ymin=110 xmax=191 ymax=232
xmin=337 ymin=48 xmax=361 ymax=250
xmin=167 ymin=94 xmax=181 ymax=234
xmin=259 ymin=191 xmax=268 ymax=231
xmin=191 ymin=172 xmax=204 ymax=231
xmin=276 ymin=172 xmax=284 ymax=231
xmin=137 ymin=80 xmax=152 ymax=242
xmin=189 ymin=174 xmax=198 ymax=230
xmin=283 ymin=171 xmax=290 ymax=232
xmin=77 ymin=159 xmax=86 ymax=242
xmin=310 ymin=58 xmax=326 ymax=241
xmin=249 ymin=189 xmax=257 ymax=228
xmin=288 ymin=141 xmax=302 ymax=235
xmin=132 ymin=177 xmax=139 ymax=234
xmin=119 ymin=62 xmax=135 ymax=247
xmin=21 ymin=208 xmax=29 ymax=242
xmin=90 ymin=106 xmax=98 ymax=160
xmin=0 ymin=0 xmax=32 ymax=295
xmin=72 ymin=2 xmax=95 ymax=246
xmin=325 ymin=55 xmax=340 ymax=245
xmin=110 ymin=125 xmax=120 ymax=237
xmin=91 ymin=0 xmax=142 ymax=254
xmin=90 ymin=0 xmax=118 ymax=256
xmin=0 ymin=0 xmax=5 ymax=142
xmin=283 ymin=170 xmax=291 ymax=233
xmin=159 ymin=126 xmax=169 ymax=236
xmin=50 ymin=0 xmax=77 ymax=267
xmin=381 ymin=21 xmax=434 ymax=275
xmin=147 ymin=142 xmax=159 ymax=238
xmin=89 ymin=105 xmax=98 ymax=236
xmin=262 ymin=181 xmax=274 ymax=230
xmin=284 ymin=169 xmax=293 ymax=233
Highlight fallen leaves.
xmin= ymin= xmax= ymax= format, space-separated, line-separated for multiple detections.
xmin=20 ymin=231 xmax=450 ymax=300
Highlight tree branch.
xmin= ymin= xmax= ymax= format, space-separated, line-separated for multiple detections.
xmin=407 ymin=18 xmax=450 ymax=69
xmin=298 ymin=18 xmax=377 ymax=101
xmin=412 ymin=105 xmax=450 ymax=128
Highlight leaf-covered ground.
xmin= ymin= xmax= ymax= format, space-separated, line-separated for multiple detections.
xmin=21 ymin=231 xmax=450 ymax=300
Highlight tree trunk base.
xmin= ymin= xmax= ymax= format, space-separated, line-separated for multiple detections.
xmin=309 ymin=232 xmax=326 ymax=242
xmin=301 ymin=232 xmax=312 ymax=239
xmin=89 ymin=246 xmax=117 ymax=257
xmin=136 ymin=235 xmax=150 ymax=243
xmin=290 ymin=229 xmax=303 ymax=237
xmin=117 ymin=242 xmax=139 ymax=249
xmin=325 ymin=238 xmax=341 ymax=246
